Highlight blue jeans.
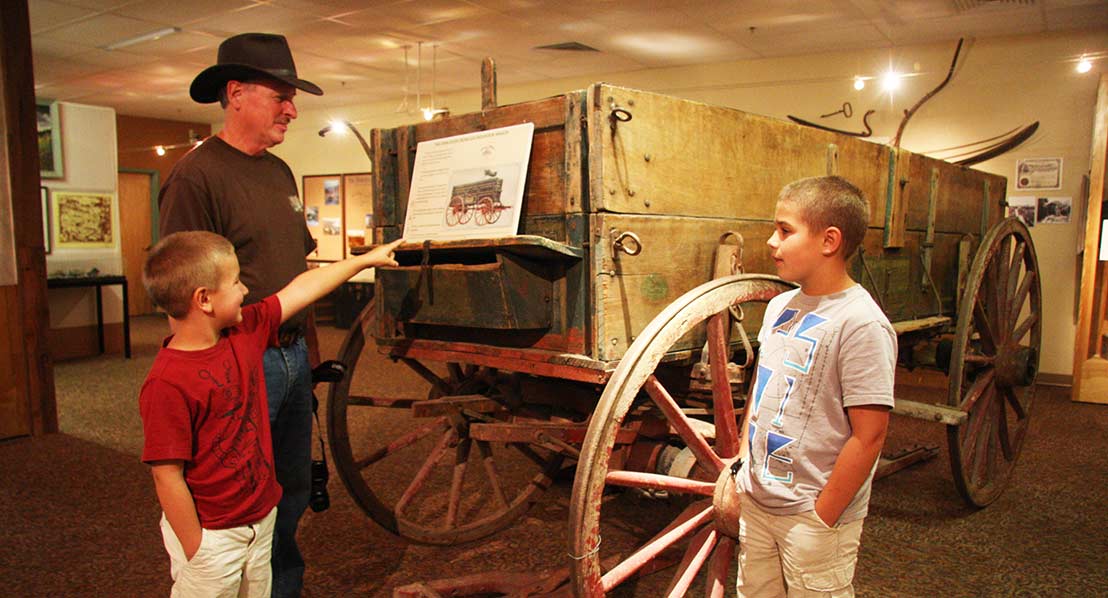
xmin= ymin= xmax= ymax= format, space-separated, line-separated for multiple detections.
xmin=263 ymin=337 xmax=313 ymax=598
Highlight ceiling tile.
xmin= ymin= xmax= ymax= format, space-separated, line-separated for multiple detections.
xmin=35 ymin=13 xmax=169 ymax=48
xmin=186 ymin=2 xmax=319 ymax=38
xmin=29 ymin=0 xmax=99 ymax=34
xmin=48 ymin=0 xmax=140 ymax=9
xmin=1044 ymin=5 xmax=1108 ymax=30
xmin=109 ymin=0 xmax=259 ymax=26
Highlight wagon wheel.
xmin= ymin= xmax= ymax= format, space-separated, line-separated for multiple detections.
xmin=328 ymin=299 xmax=564 ymax=544
xmin=458 ymin=199 xmax=474 ymax=225
xmin=445 ymin=196 xmax=464 ymax=226
xmin=487 ymin=200 xmax=504 ymax=224
xmin=475 ymin=196 xmax=494 ymax=226
xmin=569 ymin=274 xmax=795 ymax=596
xmin=947 ymin=217 xmax=1041 ymax=507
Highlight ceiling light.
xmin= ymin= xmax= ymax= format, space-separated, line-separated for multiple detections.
xmin=853 ymin=76 xmax=865 ymax=90
xmin=103 ymin=27 xmax=181 ymax=51
xmin=154 ymin=145 xmax=166 ymax=156
xmin=881 ymin=71 xmax=902 ymax=92
xmin=327 ymin=120 xmax=348 ymax=135
xmin=1077 ymin=56 xmax=1092 ymax=73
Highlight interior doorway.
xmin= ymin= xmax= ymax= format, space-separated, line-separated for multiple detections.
xmin=118 ymin=170 xmax=158 ymax=316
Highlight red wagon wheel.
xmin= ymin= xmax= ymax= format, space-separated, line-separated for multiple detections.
xmin=445 ymin=196 xmax=464 ymax=226
xmin=947 ymin=217 xmax=1041 ymax=507
xmin=569 ymin=274 xmax=795 ymax=596
xmin=458 ymin=198 xmax=474 ymax=225
xmin=475 ymin=196 xmax=495 ymax=226
xmin=487 ymin=200 xmax=504 ymax=224
xmin=328 ymin=299 xmax=564 ymax=544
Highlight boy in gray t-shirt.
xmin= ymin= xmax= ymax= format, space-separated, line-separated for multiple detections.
xmin=736 ymin=176 xmax=896 ymax=597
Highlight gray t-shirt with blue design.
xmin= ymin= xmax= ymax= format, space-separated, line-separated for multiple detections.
xmin=737 ymin=284 xmax=896 ymax=523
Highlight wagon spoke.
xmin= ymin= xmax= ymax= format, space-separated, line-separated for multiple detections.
xmin=707 ymin=312 xmax=741 ymax=458
xmin=959 ymin=369 xmax=995 ymax=413
xmin=605 ymin=470 xmax=715 ymax=496
xmin=1006 ymin=241 xmax=1026 ymax=306
xmin=663 ymin=526 xmax=718 ymax=597
xmin=600 ymin=501 xmax=715 ymax=592
xmin=446 ymin=362 xmax=464 ymax=383
xmin=1002 ymin=385 xmax=1028 ymax=420
xmin=963 ymin=353 xmax=995 ymax=365
xmin=443 ymin=437 xmax=472 ymax=529
xmin=706 ymin=537 xmax=735 ymax=598
xmin=399 ymin=357 xmax=452 ymax=396
xmin=395 ymin=428 xmax=455 ymax=516
xmin=995 ymin=394 xmax=1013 ymax=462
xmin=476 ymin=441 xmax=510 ymax=509
xmin=972 ymin=296 xmax=998 ymax=355
xmin=644 ymin=376 xmax=725 ymax=476
xmin=1007 ymin=270 xmax=1035 ymax=330
xmin=992 ymin=236 xmax=1012 ymax=331
xmin=355 ymin=416 xmax=449 ymax=470
xmin=968 ymin=389 xmax=996 ymax=487
xmin=961 ymin=385 xmax=992 ymax=477
xmin=1010 ymin=312 xmax=1039 ymax=346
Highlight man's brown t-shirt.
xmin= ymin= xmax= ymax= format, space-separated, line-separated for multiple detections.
xmin=158 ymin=136 xmax=317 ymax=330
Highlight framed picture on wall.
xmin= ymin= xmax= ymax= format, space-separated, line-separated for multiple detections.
xmin=41 ymin=187 xmax=51 ymax=254
xmin=53 ymin=191 xmax=114 ymax=248
xmin=302 ymin=174 xmax=344 ymax=261
xmin=343 ymin=172 xmax=372 ymax=254
xmin=36 ymin=99 xmax=64 ymax=179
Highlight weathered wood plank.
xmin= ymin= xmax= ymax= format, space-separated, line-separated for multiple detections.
xmin=591 ymin=214 xmax=776 ymax=361
xmin=591 ymin=84 xmax=889 ymax=225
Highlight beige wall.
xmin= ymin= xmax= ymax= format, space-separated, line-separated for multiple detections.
xmin=272 ymin=28 xmax=1106 ymax=377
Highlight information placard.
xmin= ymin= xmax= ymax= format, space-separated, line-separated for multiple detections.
xmin=402 ymin=123 xmax=534 ymax=241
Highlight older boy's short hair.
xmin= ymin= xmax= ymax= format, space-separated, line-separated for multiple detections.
xmin=779 ymin=176 xmax=869 ymax=257
xmin=143 ymin=231 xmax=235 ymax=318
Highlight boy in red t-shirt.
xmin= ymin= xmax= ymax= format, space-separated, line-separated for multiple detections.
xmin=139 ymin=231 xmax=402 ymax=597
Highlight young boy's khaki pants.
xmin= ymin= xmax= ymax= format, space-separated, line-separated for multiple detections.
xmin=736 ymin=493 xmax=864 ymax=598
xmin=160 ymin=506 xmax=277 ymax=598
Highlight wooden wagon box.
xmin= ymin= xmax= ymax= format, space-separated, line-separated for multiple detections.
xmin=371 ymin=83 xmax=1007 ymax=364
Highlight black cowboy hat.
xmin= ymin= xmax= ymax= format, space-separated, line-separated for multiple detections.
xmin=190 ymin=33 xmax=323 ymax=103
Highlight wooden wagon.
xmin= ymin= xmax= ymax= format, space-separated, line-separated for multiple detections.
xmin=328 ymin=82 xmax=1040 ymax=596
xmin=446 ymin=174 xmax=507 ymax=226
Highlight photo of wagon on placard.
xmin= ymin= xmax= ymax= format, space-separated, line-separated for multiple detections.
xmin=445 ymin=169 xmax=510 ymax=226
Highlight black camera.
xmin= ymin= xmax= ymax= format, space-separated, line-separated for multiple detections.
xmin=309 ymin=458 xmax=330 ymax=512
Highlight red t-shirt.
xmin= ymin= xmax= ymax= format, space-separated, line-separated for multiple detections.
xmin=140 ymin=295 xmax=283 ymax=529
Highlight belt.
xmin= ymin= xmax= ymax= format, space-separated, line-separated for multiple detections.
xmin=277 ymin=327 xmax=303 ymax=348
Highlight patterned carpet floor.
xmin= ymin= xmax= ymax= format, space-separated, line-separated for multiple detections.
xmin=1 ymin=313 xmax=1106 ymax=597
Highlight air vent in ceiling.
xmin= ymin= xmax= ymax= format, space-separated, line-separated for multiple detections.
xmin=534 ymin=41 xmax=600 ymax=52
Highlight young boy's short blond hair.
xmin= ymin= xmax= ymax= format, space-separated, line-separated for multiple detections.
xmin=779 ymin=176 xmax=869 ymax=258
xmin=143 ymin=231 xmax=235 ymax=318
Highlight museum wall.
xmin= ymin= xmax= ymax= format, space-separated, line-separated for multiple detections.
xmin=116 ymin=115 xmax=210 ymax=187
xmin=273 ymin=28 xmax=1102 ymax=378
xmin=42 ymin=102 xmax=122 ymax=334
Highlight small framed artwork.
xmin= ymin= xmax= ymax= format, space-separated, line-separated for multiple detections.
xmin=303 ymin=174 xmax=344 ymax=261
xmin=53 ymin=191 xmax=114 ymax=248
xmin=36 ymin=99 xmax=64 ymax=179
xmin=41 ymin=187 xmax=51 ymax=253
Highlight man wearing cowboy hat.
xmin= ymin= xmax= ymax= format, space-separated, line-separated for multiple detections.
xmin=158 ymin=32 xmax=323 ymax=598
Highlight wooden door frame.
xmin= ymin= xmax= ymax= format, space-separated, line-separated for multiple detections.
xmin=119 ymin=168 xmax=160 ymax=244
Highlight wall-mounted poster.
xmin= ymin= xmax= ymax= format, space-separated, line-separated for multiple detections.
xmin=1006 ymin=196 xmax=1036 ymax=228
xmin=303 ymin=174 xmax=344 ymax=261
xmin=36 ymin=99 xmax=64 ymax=179
xmin=1015 ymin=157 xmax=1062 ymax=191
xmin=41 ymin=187 xmax=52 ymax=253
xmin=53 ymin=191 xmax=113 ymax=247
xmin=402 ymin=123 xmax=533 ymax=242
xmin=343 ymin=172 xmax=372 ymax=253
xmin=1036 ymin=196 xmax=1071 ymax=224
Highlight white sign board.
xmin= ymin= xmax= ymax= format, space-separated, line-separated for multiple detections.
xmin=402 ymin=123 xmax=534 ymax=241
